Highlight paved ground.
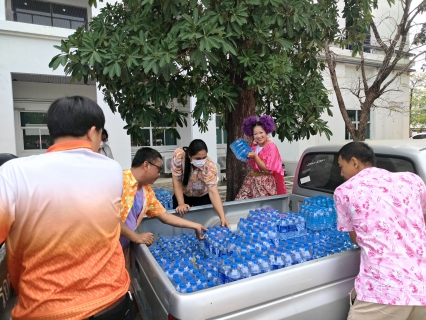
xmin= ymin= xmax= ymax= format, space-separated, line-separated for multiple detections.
xmin=152 ymin=174 xmax=295 ymax=201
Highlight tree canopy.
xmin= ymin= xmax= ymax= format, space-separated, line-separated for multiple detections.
xmin=411 ymin=72 xmax=426 ymax=129
xmin=50 ymin=0 xmax=338 ymax=140
xmin=50 ymin=0 xmax=341 ymax=198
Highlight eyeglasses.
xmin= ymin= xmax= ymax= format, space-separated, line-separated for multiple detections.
xmin=148 ymin=162 xmax=163 ymax=173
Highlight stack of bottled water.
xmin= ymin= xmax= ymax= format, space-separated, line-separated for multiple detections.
xmin=149 ymin=195 xmax=357 ymax=293
xmin=230 ymin=138 xmax=252 ymax=162
xmin=301 ymin=196 xmax=337 ymax=231
xmin=153 ymin=187 xmax=173 ymax=210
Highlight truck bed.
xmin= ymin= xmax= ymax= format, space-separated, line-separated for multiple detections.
xmin=129 ymin=195 xmax=360 ymax=320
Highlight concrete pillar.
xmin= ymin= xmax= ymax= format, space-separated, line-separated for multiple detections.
xmin=0 ymin=74 xmax=17 ymax=155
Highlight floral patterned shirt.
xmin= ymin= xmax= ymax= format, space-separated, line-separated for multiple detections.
xmin=171 ymin=148 xmax=218 ymax=197
xmin=334 ymin=167 xmax=426 ymax=306
xmin=119 ymin=169 xmax=165 ymax=227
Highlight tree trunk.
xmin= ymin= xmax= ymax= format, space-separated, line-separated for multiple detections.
xmin=225 ymin=86 xmax=256 ymax=201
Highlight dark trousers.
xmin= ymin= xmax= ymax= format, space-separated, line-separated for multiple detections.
xmin=89 ymin=292 xmax=136 ymax=320
xmin=172 ymin=193 xmax=211 ymax=209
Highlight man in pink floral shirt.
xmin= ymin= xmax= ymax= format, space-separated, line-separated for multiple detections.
xmin=334 ymin=142 xmax=426 ymax=320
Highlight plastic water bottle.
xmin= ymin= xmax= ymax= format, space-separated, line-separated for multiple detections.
xmin=189 ymin=280 xmax=197 ymax=291
xmin=174 ymin=278 xmax=182 ymax=291
xmin=272 ymin=253 xmax=284 ymax=270
xmin=258 ymin=256 xmax=272 ymax=274
xmin=296 ymin=216 xmax=306 ymax=236
xmin=219 ymin=261 xmax=231 ymax=284
xmin=302 ymin=246 xmax=312 ymax=261
xmin=227 ymin=239 xmax=236 ymax=255
xmin=249 ymin=259 xmax=262 ymax=277
xmin=200 ymin=277 xmax=208 ymax=289
xmin=282 ymin=251 xmax=293 ymax=267
xmin=290 ymin=249 xmax=302 ymax=265
xmin=239 ymin=261 xmax=251 ymax=279
xmin=227 ymin=264 xmax=241 ymax=283
xmin=212 ymin=272 xmax=220 ymax=286
xmin=268 ymin=227 xmax=279 ymax=247
xmin=196 ymin=284 xmax=204 ymax=292
xmin=277 ymin=217 xmax=288 ymax=240
xmin=178 ymin=283 xmax=187 ymax=293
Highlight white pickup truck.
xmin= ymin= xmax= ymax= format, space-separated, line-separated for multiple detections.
xmin=128 ymin=139 xmax=426 ymax=320
xmin=2 ymin=139 xmax=426 ymax=320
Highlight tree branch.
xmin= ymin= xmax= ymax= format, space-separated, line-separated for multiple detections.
xmin=324 ymin=41 xmax=357 ymax=138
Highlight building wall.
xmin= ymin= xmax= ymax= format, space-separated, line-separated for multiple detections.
xmin=0 ymin=0 xmax=131 ymax=168
xmin=12 ymin=82 xmax=97 ymax=157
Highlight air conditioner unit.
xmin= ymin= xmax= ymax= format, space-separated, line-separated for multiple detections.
xmin=217 ymin=155 xmax=226 ymax=170
xmin=163 ymin=156 xmax=173 ymax=174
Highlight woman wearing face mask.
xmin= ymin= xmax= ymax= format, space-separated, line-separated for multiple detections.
xmin=171 ymin=139 xmax=229 ymax=228
xmin=235 ymin=115 xmax=286 ymax=200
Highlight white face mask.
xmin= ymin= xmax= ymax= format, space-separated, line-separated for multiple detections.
xmin=191 ymin=158 xmax=206 ymax=168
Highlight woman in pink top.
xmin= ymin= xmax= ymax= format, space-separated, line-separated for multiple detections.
xmin=235 ymin=115 xmax=286 ymax=200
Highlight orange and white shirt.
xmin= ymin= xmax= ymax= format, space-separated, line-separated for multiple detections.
xmin=0 ymin=141 xmax=129 ymax=319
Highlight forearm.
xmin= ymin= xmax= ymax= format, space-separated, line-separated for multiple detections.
xmin=172 ymin=176 xmax=186 ymax=205
xmin=120 ymin=219 xmax=138 ymax=242
xmin=157 ymin=212 xmax=199 ymax=230
xmin=254 ymin=155 xmax=269 ymax=172
xmin=208 ymin=187 xmax=226 ymax=221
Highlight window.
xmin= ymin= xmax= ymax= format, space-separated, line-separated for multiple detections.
xmin=216 ymin=115 xmax=227 ymax=145
xmin=297 ymin=152 xmax=416 ymax=194
xmin=20 ymin=112 xmax=53 ymax=150
xmin=345 ymin=110 xmax=370 ymax=140
xmin=131 ymin=123 xmax=177 ymax=147
xmin=12 ymin=0 xmax=87 ymax=30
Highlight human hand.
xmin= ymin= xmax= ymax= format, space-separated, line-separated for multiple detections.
xmin=221 ymin=218 xmax=230 ymax=229
xmin=194 ymin=224 xmax=208 ymax=240
xmin=247 ymin=152 xmax=256 ymax=159
xmin=175 ymin=203 xmax=191 ymax=216
xmin=134 ymin=232 xmax=154 ymax=246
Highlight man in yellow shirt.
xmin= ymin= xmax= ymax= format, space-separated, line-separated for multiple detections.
xmin=119 ymin=147 xmax=206 ymax=250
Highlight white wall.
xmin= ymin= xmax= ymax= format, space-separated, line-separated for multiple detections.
xmin=96 ymin=88 xmax=131 ymax=169
xmin=0 ymin=32 xmax=70 ymax=155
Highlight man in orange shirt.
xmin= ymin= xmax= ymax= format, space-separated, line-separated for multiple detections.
xmin=0 ymin=96 xmax=133 ymax=319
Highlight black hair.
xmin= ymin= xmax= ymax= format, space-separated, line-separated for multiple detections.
xmin=338 ymin=142 xmax=376 ymax=166
xmin=102 ymin=128 xmax=109 ymax=139
xmin=0 ymin=153 xmax=18 ymax=167
xmin=183 ymin=139 xmax=208 ymax=186
xmin=132 ymin=147 xmax=162 ymax=168
xmin=47 ymin=96 xmax=105 ymax=139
